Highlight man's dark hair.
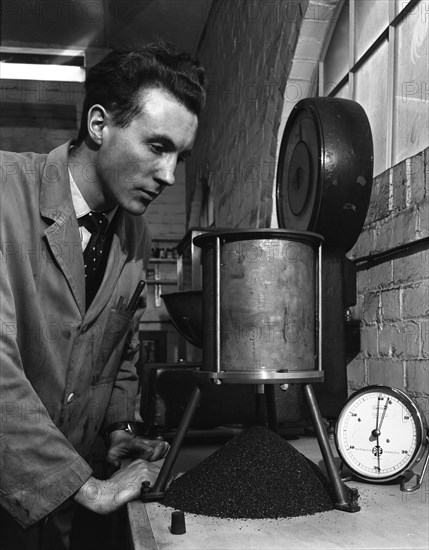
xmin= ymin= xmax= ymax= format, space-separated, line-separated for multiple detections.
xmin=77 ymin=42 xmax=206 ymax=143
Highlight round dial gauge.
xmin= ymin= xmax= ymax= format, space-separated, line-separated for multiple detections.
xmin=276 ymin=98 xmax=374 ymax=252
xmin=335 ymin=386 xmax=427 ymax=482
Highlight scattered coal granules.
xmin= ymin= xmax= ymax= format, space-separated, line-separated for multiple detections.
xmin=164 ymin=425 xmax=357 ymax=519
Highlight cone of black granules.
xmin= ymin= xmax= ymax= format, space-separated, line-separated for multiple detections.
xmin=164 ymin=425 xmax=356 ymax=519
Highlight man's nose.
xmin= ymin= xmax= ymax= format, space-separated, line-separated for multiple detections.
xmin=158 ymin=157 xmax=176 ymax=187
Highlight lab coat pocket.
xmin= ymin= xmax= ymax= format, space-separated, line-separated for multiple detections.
xmin=92 ymin=309 xmax=133 ymax=384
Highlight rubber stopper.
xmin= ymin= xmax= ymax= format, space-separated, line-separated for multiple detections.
xmin=170 ymin=510 xmax=186 ymax=535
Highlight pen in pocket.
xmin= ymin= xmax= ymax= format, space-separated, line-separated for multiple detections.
xmin=116 ymin=280 xmax=145 ymax=312
xmin=126 ymin=280 xmax=146 ymax=313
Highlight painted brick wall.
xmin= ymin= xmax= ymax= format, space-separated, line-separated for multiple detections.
xmin=187 ymin=0 xmax=308 ymax=229
xmin=348 ymin=148 xmax=429 ymax=421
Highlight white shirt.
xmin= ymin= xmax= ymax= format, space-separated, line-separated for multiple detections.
xmin=68 ymin=169 xmax=117 ymax=251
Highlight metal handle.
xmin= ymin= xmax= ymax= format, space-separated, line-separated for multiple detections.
xmin=400 ymin=435 xmax=429 ymax=493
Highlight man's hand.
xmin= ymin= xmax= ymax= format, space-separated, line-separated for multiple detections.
xmin=74 ymin=458 xmax=161 ymax=515
xmin=106 ymin=430 xmax=170 ymax=468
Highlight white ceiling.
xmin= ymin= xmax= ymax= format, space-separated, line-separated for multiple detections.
xmin=1 ymin=0 xmax=213 ymax=55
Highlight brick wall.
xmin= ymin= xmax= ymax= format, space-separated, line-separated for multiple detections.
xmin=348 ymin=148 xmax=429 ymax=421
xmin=187 ymin=0 xmax=308 ymax=229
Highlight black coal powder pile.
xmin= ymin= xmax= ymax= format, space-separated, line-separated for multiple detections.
xmin=164 ymin=425 xmax=358 ymax=519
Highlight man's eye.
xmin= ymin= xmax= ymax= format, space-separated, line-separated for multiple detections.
xmin=150 ymin=144 xmax=164 ymax=154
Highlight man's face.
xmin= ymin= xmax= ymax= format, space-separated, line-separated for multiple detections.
xmin=96 ymin=87 xmax=198 ymax=215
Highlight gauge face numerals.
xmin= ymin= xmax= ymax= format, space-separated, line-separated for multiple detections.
xmin=336 ymin=388 xmax=422 ymax=481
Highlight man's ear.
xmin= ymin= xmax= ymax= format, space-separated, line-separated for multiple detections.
xmin=87 ymin=104 xmax=109 ymax=145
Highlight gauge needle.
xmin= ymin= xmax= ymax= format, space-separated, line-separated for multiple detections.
xmin=371 ymin=395 xmax=382 ymax=472
xmin=372 ymin=395 xmax=381 ymax=439
xmin=378 ymin=399 xmax=390 ymax=432
xmin=372 ymin=396 xmax=390 ymax=473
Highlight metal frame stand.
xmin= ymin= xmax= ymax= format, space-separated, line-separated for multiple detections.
xmin=146 ymin=384 xmax=202 ymax=500
xmin=142 ymin=233 xmax=358 ymax=512
xmin=142 ymin=380 xmax=359 ymax=512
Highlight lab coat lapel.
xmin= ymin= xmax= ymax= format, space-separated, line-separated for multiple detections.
xmin=39 ymin=142 xmax=86 ymax=316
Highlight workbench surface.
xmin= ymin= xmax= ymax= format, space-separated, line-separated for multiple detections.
xmin=127 ymin=431 xmax=429 ymax=550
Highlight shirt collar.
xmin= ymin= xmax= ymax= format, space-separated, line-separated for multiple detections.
xmin=68 ymin=167 xmax=117 ymax=224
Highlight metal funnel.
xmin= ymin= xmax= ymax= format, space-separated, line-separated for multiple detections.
xmin=161 ymin=290 xmax=203 ymax=348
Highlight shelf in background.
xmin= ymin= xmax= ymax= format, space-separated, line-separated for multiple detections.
xmin=146 ymin=280 xmax=177 ymax=285
xmin=149 ymin=258 xmax=177 ymax=264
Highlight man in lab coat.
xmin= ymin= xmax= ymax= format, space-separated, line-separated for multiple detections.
xmin=0 ymin=43 xmax=205 ymax=549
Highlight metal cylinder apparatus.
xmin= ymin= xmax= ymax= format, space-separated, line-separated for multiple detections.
xmin=193 ymin=229 xmax=323 ymax=384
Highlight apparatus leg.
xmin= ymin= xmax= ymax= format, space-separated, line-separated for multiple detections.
xmin=254 ymin=391 xmax=265 ymax=425
xmin=265 ymin=384 xmax=278 ymax=432
xmin=143 ymin=385 xmax=202 ymax=500
xmin=302 ymin=383 xmax=360 ymax=512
